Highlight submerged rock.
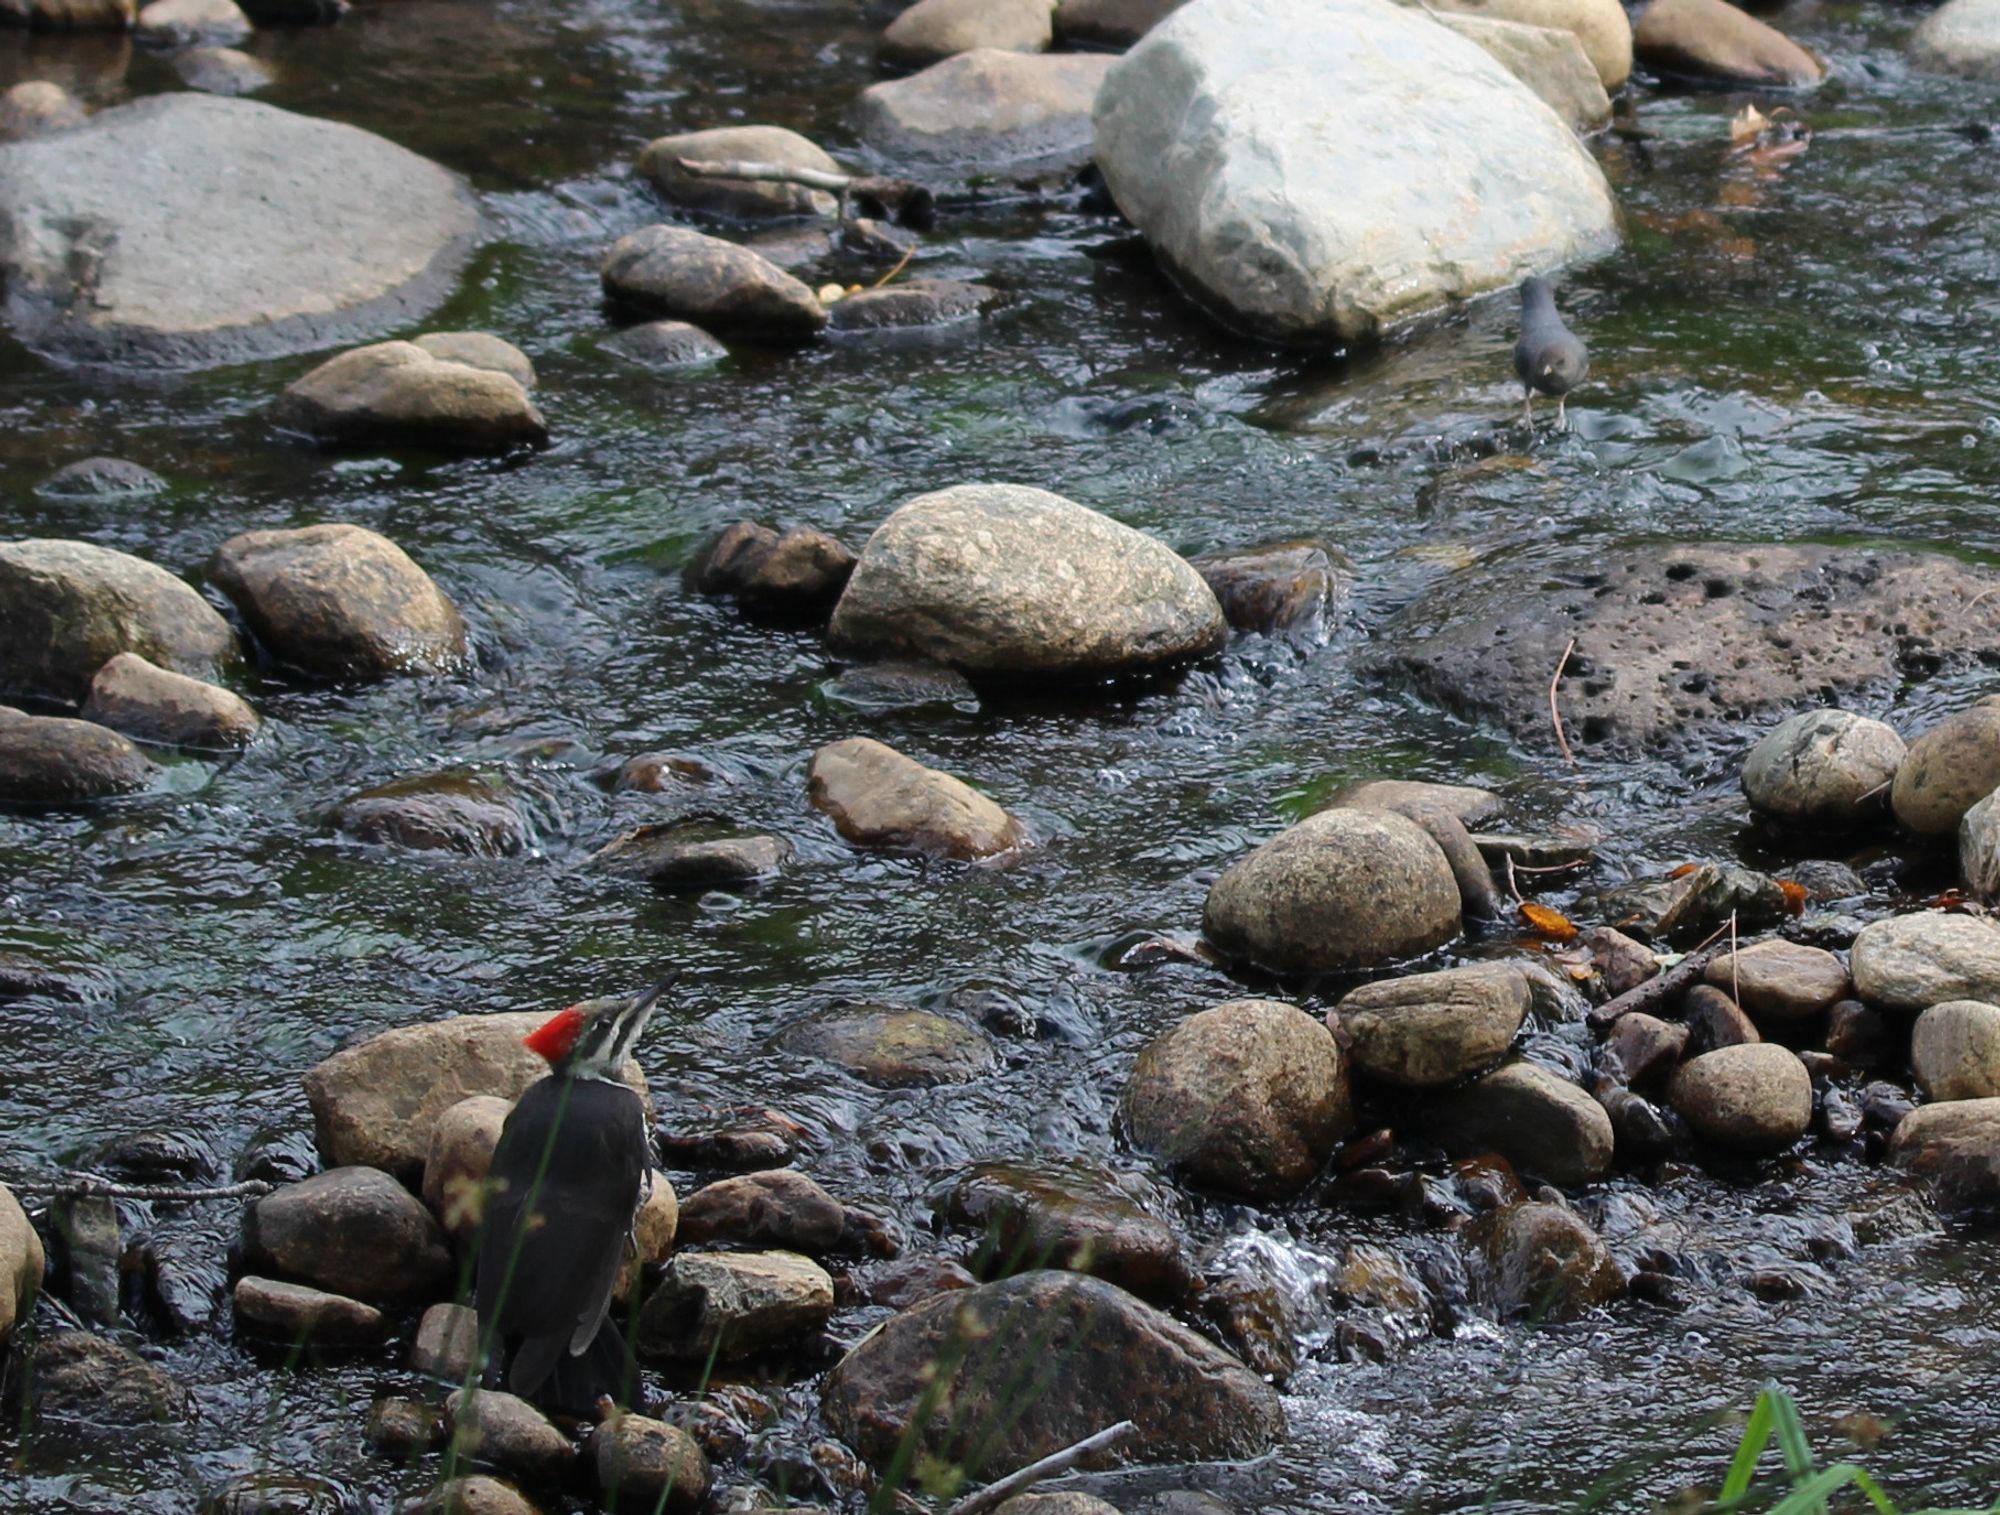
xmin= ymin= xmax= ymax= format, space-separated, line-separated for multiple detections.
xmin=1122 ymin=998 xmax=1351 ymax=1200
xmin=1912 ymin=0 xmax=2000 ymax=80
xmin=1192 ymin=541 xmax=1348 ymax=636
xmin=368 ymin=1396 xmax=445 ymax=1457
xmin=678 ymin=1169 xmax=846 ymax=1255
xmin=591 ymin=825 xmax=791 ymax=889
xmin=1334 ymin=963 xmax=1530 ymax=1088
xmin=1093 ymin=0 xmax=1615 ymax=345
xmin=636 ymin=1250 xmax=833 ymax=1362
xmin=0 ymin=711 xmax=157 ymax=806
xmin=445 ymin=1389 xmax=576 ymax=1485
xmin=1473 ymin=1201 xmax=1622 ymax=1320
xmin=1911 ymin=999 xmax=2000 ymax=1102
xmin=602 ymin=225 xmax=828 ymax=342
xmin=606 ymin=319 xmax=729 ymax=369
xmin=1633 ymin=0 xmax=1824 ymax=85
xmin=1740 ymin=709 xmax=1904 ymax=826
xmin=1378 ymin=544 xmax=2000 ymax=756
xmin=31 ymin=1331 xmax=189 ymax=1425
xmin=333 ymin=771 xmax=528 ymax=857
xmin=1424 ymin=1061 xmax=1613 ymax=1186
xmin=36 ymin=456 xmax=165 ymax=498
xmin=241 ymin=1167 xmax=452 ymax=1303
xmin=80 ymin=652 xmax=259 ymax=750
xmin=0 ymin=81 xmax=86 ymax=141
xmin=0 ymin=94 xmax=479 ymax=367
xmin=781 ymin=1004 xmax=997 ymax=1087
xmin=944 ymin=1160 xmax=1193 ymax=1301
xmin=1850 ymin=913 xmax=2000 ymax=1012
xmin=855 ymin=48 xmax=1114 ymax=172
xmin=0 ymin=537 xmax=238 ymax=705
xmin=209 ymin=523 xmax=469 ymax=680
xmin=233 ymin=1276 xmax=390 ymax=1346
xmin=827 ymin=484 xmax=1225 ymax=679
xmin=1668 ymin=1045 xmax=1812 ymax=1156
xmin=1892 ymin=702 xmax=2000 ymax=836
xmin=1427 ymin=0 xmax=1631 ymax=87
xmin=273 ymin=339 xmax=547 ymax=454
xmin=1 ymin=1183 xmax=43 ymax=1344
xmin=820 ymin=659 xmax=979 ymax=714
xmin=174 ymin=44 xmax=273 ymax=94
xmin=1202 ymin=809 xmax=1462 ymax=972
xmin=821 ymin=1271 xmax=1284 ymax=1477
xmin=687 ymin=521 xmax=856 ymax=621
xmin=593 ymin=1412 xmax=712 ymax=1514
xmin=882 ymin=0 xmax=1053 ymax=67
xmin=637 ymin=124 xmax=840 ymax=222
xmin=826 ymin=280 xmax=998 ymax=332
xmin=808 ymin=736 xmax=1025 ymax=860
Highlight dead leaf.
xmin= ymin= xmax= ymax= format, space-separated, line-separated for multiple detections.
xmin=1730 ymin=104 xmax=1771 ymax=146
xmin=1777 ymin=879 xmax=1809 ymax=915
xmin=1667 ymin=863 xmax=1701 ymax=880
xmin=1519 ymin=901 xmax=1580 ymax=941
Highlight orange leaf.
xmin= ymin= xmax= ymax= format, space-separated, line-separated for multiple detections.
xmin=1777 ymin=879 xmax=1809 ymax=915
xmin=1519 ymin=901 xmax=1579 ymax=941
xmin=1666 ymin=863 xmax=1701 ymax=880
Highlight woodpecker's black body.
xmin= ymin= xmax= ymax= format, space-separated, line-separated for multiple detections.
xmin=474 ymin=977 xmax=671 ymax=1416
xmin=1513 ymin=275 xmax=1589 ymax=429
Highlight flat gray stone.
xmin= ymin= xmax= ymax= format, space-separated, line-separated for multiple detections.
xmin=856 ymin=48 xmax=1114 ymax=172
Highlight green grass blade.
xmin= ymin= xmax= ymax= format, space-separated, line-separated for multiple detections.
xmin=1720 ymin=1390 xmax=1779 ymax=1506
xmin=1765 ymin=1464 xmax=1865 ymax=1515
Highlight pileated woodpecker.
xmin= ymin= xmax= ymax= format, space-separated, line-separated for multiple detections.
xmin=475 ymin=974 xmax=674 ymax=1416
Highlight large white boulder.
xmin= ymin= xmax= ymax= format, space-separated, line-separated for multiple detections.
xmin=1092 ymin=0 xmax=1619 ymax=345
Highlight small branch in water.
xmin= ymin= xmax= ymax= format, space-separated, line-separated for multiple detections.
xmin=944 ymin=1420 xmax=1136 ymax=1515
xmin=869 ymin=242 xmax=916 ymax=290
xmin=8 ymin=1175 xmax=276 ymax=1204
xmin=670 ymin=157 xmax=936 ymax=229
xmin=1588 ymin=919 xmax=1737 ymax=1027
xmin=1550 ymin=638 xmax=1578 ymax=768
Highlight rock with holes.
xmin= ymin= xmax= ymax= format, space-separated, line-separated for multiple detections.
xmin=1913 ymin=0 xmax=2000 ymax=80
xmin=1894 ymin=702 xmax=2000 ymax=836
xmin=636 ymin=1250 xmax=833 ymax=1363
xmin=1377 ymin=545 xmax=2000 ymax=756
xmin=1851 ymin=913 xmax=2000 ymax=1012
xmin=1334 ymin=963 xmax=1530 ymax=1088
xmin=1633 ymin=0 xmax=1824 ymax=85
xmin=856 ymin=48 xmax=1114 ymax=172
xmin=637 ymin=125 xmax=840 ymax=222
xmin=1740 ymin=709 xmax=1904 ymax=826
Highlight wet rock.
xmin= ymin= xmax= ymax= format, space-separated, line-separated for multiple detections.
xmin=1094 ymin=0 xmax=1615 ymax=346
xmin=1963 ymin=791 xmax=2000 ymax=903
xmin=1890 ymin=1098 xmax=2000 ymax=1204
xmin=687 ymin=521 xmax=856 ymax=621
xmin=826 ymin=280 xmax=997 ymax=332
xmin=1894 ymin=703 xmax=2000 ymax=836
xmin=602 ymin=225 xmax=827 ymax=343
xmin=820 ymin=659 xmax=978 ymax=714
xmin=210 ymin=523 xmax=468 ymax=681
xmin=1682 ymin=984 xmax=1762 ymax=1054
xmin=1426 ymin=0 xmax=1631 ymax=87
xmin=1704 ymin=940 xmax=1849 ymax=1023
xmin=1911 ymin=1000 xmax=2000 ymax=1102
xmin=1667 ymin=1044 xmax=1812 ymax=1156
xmin=1379 ymin=545 xmax=2000 ymax=757
xmin=175 ymin=44 xmax=273 ymax=94
xmin=1325 ymin=778 xmax=1504 ymax=828
xmin=1191 ymin=541 xmax=1348 ymax=636
xmin=32 ymin=1330 xmax=189 ymax=1424
xmin=49 ymin=1193 xmax=119 ymax=1326
xmin=1740 ymin=710 xmax=1903 ymax=827
xmin=242 ymin=1168 xmax=451 ymax=1303
xmin=1473 ymin=1201 xmax=1622 ymax=1320
xmin=1790 ymin=859 xmax=1868 ymax=903
xmin=606 ymin=319 xmax=728 ymax=369
xmin=421 ymin=1094 xmax=512 ymax=1242
xmin=368 ymin=1396 xmax=445 ymax=1457
xmin=822 ymin=1270 xmax=1283 ymax=1477
xmin=1334 ymin=963 xmax=1529 ymax=1088
xmin=883 ymin=0 xmax=1053 ymax=67
xmin=678 ymin=1169 xmax=846 ymax=1254
xmin=411 ymin=331 xmax=536 ymax=389
xmin=446 ymin=1388 xmax=577 ymax=1484
xmin=1424 ymin=1061 xmax=1614 ymax=1186
xmin=304 ymin=1010 xmax=648 ymax=1180
xmin=0 ymin=712 xmax=157 ymax=806
xmin=1600 ymin=1012 xmax=1686 ymax=1088
xmin=856 ymin=48 xmax=1114 ymax=172
xmin=1585 ymin=926 xmax=1660 ymax=998
xmin=1601 ymin=1086 xmax=1685 ymax=1161
xmin=233 ymin=1276 xmax=389 ymax=1346
xmin=828 ymin=484 xmax=1225 ymax=678
xmin=1202 ymin=809 xmax=1461 ymax=973
xmin=636 ymin=1250 xmax=834 ymax=1363
xmin=1 ymin=1183 xmax=44 ymax=1343
xmin=1850 ymin=912 xmax=2000 ymax=1012
xmin=334 ymin=771 xmax=528 ymax=857
xmin=1595 ymin=863 xmax=1789 ymax=942
xmin=1633 ymin=0 xmax=1824 ymax=85
xmin=136 ymin=0 xmax=249 ymax=46
xmin=0 ymin=94 xmax=478 ymax=367
xmin=36 ymin=456 xmax=165 ymax=498
xmin=1912 ymin=0 xmax=2000 ymax=80
xmin=80 ymin=652 xmax=259 ymax=750
xmin=658 ymin=1110 xmax=803 ymax=1171
xmin=0 ymin=81 xmax=86 ymax=141
xmin=1827 ymin=999 xmax=1888 ymax=1063
xmin=1434 ymin=13 xmax=1611 ymax=133
xmin=637 ymin=124 xmax=840 ymax=222
xmin=273 ymin=340 xmax=547 ymax=454
xmin=1122 ymin=998 xmax=1351 ymax=1200
xmin=859 ymin=1255 xmax=977 ymax=1309
xmin=591 ymin=824 xmax=790 ymax=890
xmin=609 ymin=751 xmax=720 ymax=793
xmin=0 ymin=537 xmax=239 ymax=705
xmin=781 ymin=1003 xmax=997 ymax=1087
xmin=410 ymin=1302 xmax=481 ymax=1380
xmin=944 ymin=1160 xmax=1191 ymax=1301
xmin=403 ymin=1474 xmax=539 ymax=1515
xmin=808 ymin=736 xmax=1024 ymax=860
xmin=593 ymin=1412 xmax=712 ymax=1514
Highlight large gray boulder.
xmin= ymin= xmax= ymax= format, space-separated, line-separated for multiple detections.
xmin=0 ymin=538 xmax=238 ymax=705
xmin=827 ymin=484 xmax=1225 ymax=678
xmin=1092 ymin=0 xmax=1616 ymax=346
xmin=1912 ymin=0 xmax=2000 ymax=79
xmin=0 ymin=94 xmax=479 ymax=367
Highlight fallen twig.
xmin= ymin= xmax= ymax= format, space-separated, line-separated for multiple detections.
xmin=671 ymin=156 xmax=936 ymax=229
xmin=9 ymin=1175 xmax=275 ymax=1204
xmin=1588 ymin=921 xmax=1736 ymax=1027
xmin=869 ymin=242 xmax=916 ymax=290
xmin=1550 ymin=638 xmax=1577 ymax=768
xmin=945 ymin=1421 xmax=1135 ymax=1515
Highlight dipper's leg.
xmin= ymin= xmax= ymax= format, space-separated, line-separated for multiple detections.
xmin=1555 ymin=396 xmax=1568 ymax=431
xmin=1522 ymin=386 xmax=1534 ymax=426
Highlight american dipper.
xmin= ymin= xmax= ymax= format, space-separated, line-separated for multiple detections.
xmin=1513 ymin=276 xmax=1589 ymax=430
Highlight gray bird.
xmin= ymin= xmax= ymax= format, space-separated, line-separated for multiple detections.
xmin=1512 ymin=275 xmax=1589 ymax=430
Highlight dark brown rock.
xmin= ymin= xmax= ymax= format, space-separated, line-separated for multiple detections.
xmin=32 ymin=1330 xmax=189 ymax=1424
xmin=79 ymin=651 xmax=259 ymax=750
xmin=687 ymin=521 xmax=856 ymax=621
xmin=1683 ymin=984 xmax=1762 ymax=1054
xmin=1424 ymin=1061 xmax=1613 ymax=1187
xmin=367 ymin=1395 xmax=445 ymax=1457
xmin=333 ymin=771 xmax=527 ymax=857
xmin=1054 ymin=0 xmax=1185 ymax=45
xmin=1472 ymin=1201 xmax=1623 ymax=1320
xmin=943 ymin=1159 xmax=1194 ymax=1301
xmin=678 ymin=1169 xmax=847 ymax=1254
xmin=233 ymin=1276 xmax=389 ymax=1346
xmin=591 ymin=825 xmax=790 ymax=890
xmin=1599 ymin=1011 xmax=1686 ymax=1089
xmin=1191 ymin=540 xmax=1348 ymax=635
xmin=593 ymin=1411 xmax=712 ymax=1514
xmin=240 ymin=1167 xmax=452 ymax=1302
xmin=0 ymin=711 xmax=156 ymax=806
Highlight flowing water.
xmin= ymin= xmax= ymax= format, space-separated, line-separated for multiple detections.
xmin=3 ymin=0 xmax=2000 ymax=1508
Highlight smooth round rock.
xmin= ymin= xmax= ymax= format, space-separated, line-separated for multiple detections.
xmin=678 ymin=1169 xmax=846 ymax=1255
xmin=827 ymin=484 xmax=1225 ymax=678
xmin=233 ymin=1276 xmax=389 ymax=1345
xmin=1 ymin=1182 xmax=44 ymax=1344
xmin=402 ymin=1474 xmax=539 ymax=1515
xmin=1633 ymin=0 xmax=1822 ymax=84
xmin=209 ymin=523 xmax=469 ymax=680
xmin=135 ymin=0 xmax=249 ymax=46
xmin=1895 ymin=703 xmax=2000 ymax=836
xmin=602 ymin=224 xmax=827 ymax=342
xmin=781 ymin=1004 xmax=997 ymax=1087
xmin=606 ymin=319 xmax=728 ymax=369
xmin=241 ymin=1167 xmax=452 ymax=1303
xmin=445 ymin=1388 xmax=576 ymax=1484
xmin=274 ymin=340 xmax=547 ymax=454
xmin=80 ymin=651 xmax=259 ymax=750
xmin=883 ymin=0 xmax=1054 ymax=68
xmin=1122 ymin=998 xmax=1352 ymax=1200
xmin=0 ymin=81 xmax=87 ymax=142
xmin=593 ymin=1413 xmax=712 ymax=1514
xmin=409 ymin=1302 xmax=481 ymax=1380
xmin=1334 ymin=963 xmax=1529 ymax=1088
xmin=420 ymin=1094 xmax=511 ymax=1241
xmin=1703 ymin=939 xmax=1850 ymax=1023
xmin=36 ymin=456 xmax=166 ymax=498
xmin=1667 ymin=1044 xmax=1812 ymax=1156
xmin=1850 ymin=912 xmax=2000 ymax=1012
xmin=1912 ymin=999 xmax=2000 ymax=1102
xmin=1202 ymin=809 xmax=1462 ymax=973
xmin=1424 ymin=1061 xmax=1613 ymax=1186
xmin=1913 ymin=0 xmax=2000 ymax=80
xmin=808 ymin=736 xmax=1024 ymax=860
xmin=637 ymin=124 xmax=839 ymax=221
xmin=855 ymin=48 xmax=1114 ymax=172
xmin=1740 ymin=709 xmax=1904 ymax=825
xmin=1472 ymin=1200 xmax=1622 ymax=1320
xmin=174 ymin=44 xmax=273 ymax=94
xmin=0 ymin=712 xmax=157 ymax=807
xmin=1890 ymin=1097 xmax=2000 ymax=1205
xmin=411 ymin=330 xmax=535 ymax=389
xmin=1427 ymin=0 xmax=1630 ymax=87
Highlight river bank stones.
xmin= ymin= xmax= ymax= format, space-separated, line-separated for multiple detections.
xmin=1891 ymin=1097 xmax=2000 ymax=1203
xmin=827 ymin=485 xmax=1224 ymax=679
xmin=593 ymin=1413 xmax=712 ymax=1515
xmin=780 ymin=1003 xmax=997 ymax=1087
xmin=241 ymin=1167 xmax=452 ymax=1303
xmin=209 ymin=523 xmax=469 ymax=680
xmin=1092 ymin=0 xmax=1616 ymax=345
xmin=334 ymin=771 xmax=529 ymax=857
xmin=1892 ymin=702 xmax=2000 ymax=835
xmin=0 ymin=94 xmax=479 ymax=366
xmin=1850 ymin=913 xmax=2000 ymax=1012
xmin=1633 ymin=0 xmax=1824 ymax=85
xmin=1703 ymin=941 xmax=1849 ymax=1022
xmin=0 ymin=710 xmax=157 ymax=806
xmin=1912 ymin=0 xmax=2000 ymax=80
xmin=233 ymin=1276 xmax=390 ymax=1346
xmin=273 ymin=338 xmax=547 ymax=454
xmin=80 ymin=652 xmax=258 ymax=750
xmin=1380 ymin=545 xmax=2000 ymax=756
xmin=1473 ymin=1201 xmax=1622 ymax=1320
xmin=679 ymin=1169 xmax=845 ymax=1254
xmin=1429 ymin=0 xmax=1631 ymax=88
xmin=1424 ymin=1061 xmax=1613 ymax=1186
xmin=638 ymin=124 xmax=839 ymax=221
xmin=943 ymin=1160 xmax=1192 ymax=1301
xmin=856 ymin=49 xmax=1112 ymax=172
xmin=0 ymin=538 xmax=239 ymax=705
xmin=1964 ymin=792 xmax=2000 ymax=903
xmin=636 ymin=1250 xmax=834 ymax=1362
xmin=1202 ymin=809 xmax=1461 ymax=973
xmin=1435 ymin=13 xmax=1610 ymax=134
xmin=808 ymin=736 xmax=1024 ymax=859
xmin=882 ymin=0 xmax=1054 ymax=68
xmin=1911 ymin=1000 xmax=2000 ymax=1102
xmin=1667 ymin=1045 xmax=1811 ymax=1155
xmin=1122 ymin=999 xmax=1351 ymax=1200
xmin=602 ymin=225 xmax=827 ymax=342
xmin=1740 ymin=710 xmax=1904 ymax=825
xmin=821 ymin=1271 xmax=1283 ymax=1477
xmin=1 ymin=1183 xmax=42 ymax=1343
xmin=1334 ymin=964 xmax=1529 ymax=1087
